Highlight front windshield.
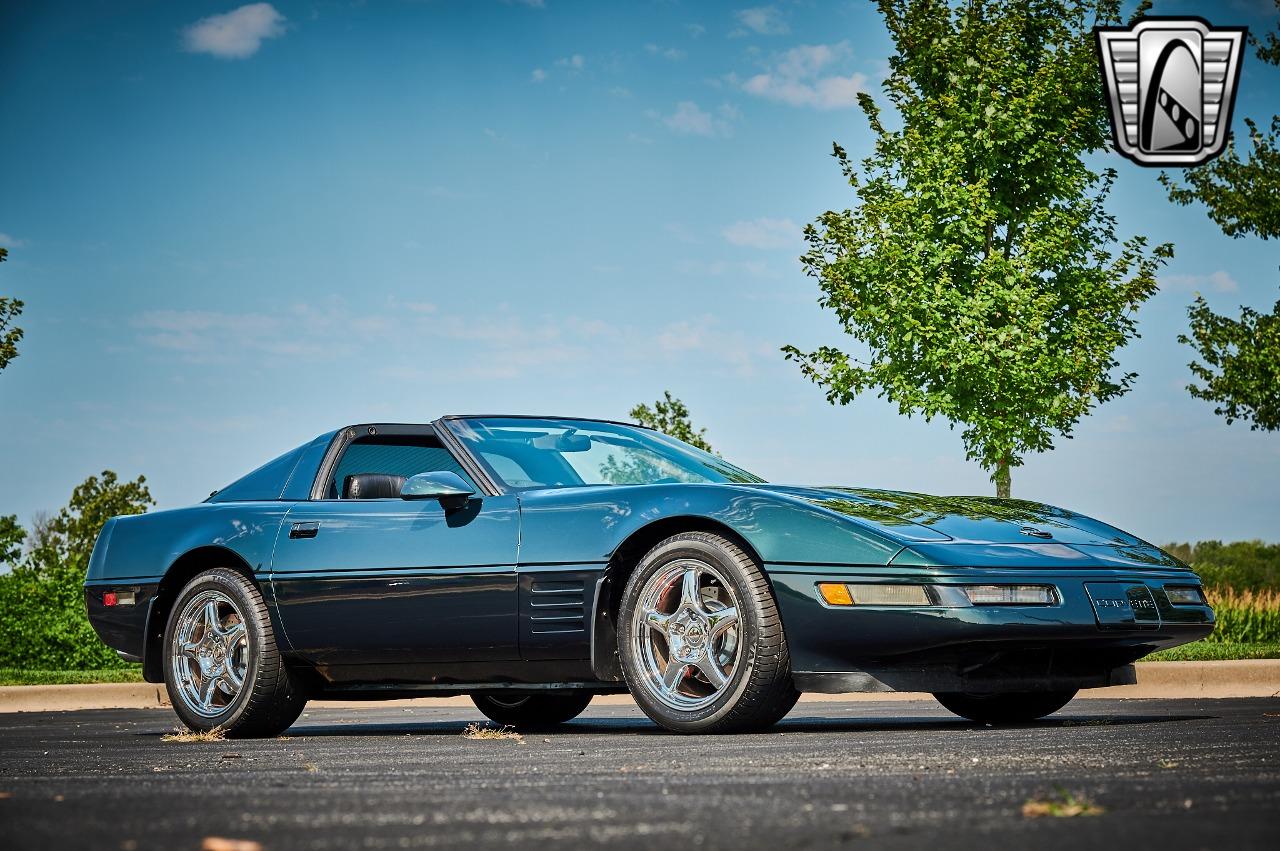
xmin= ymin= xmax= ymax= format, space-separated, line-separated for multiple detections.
xmin=447 ymin=417 xmax=765 ymax=490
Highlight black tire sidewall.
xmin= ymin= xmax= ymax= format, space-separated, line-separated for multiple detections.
xmin=933 ymin=690 xmax=1077 ymax=723
xmin=471 ymin=692 xmax=593 ymax=727
xmin=162 ymin=569 xmax=265 ymax=731
xmin=618 ymin=535 xmax=775 ymax=731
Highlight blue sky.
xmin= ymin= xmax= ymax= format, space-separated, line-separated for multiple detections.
xmin=1 ymin=0 xmax=1277 ymax=545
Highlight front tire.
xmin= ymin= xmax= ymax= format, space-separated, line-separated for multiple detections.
xmin=163 ymin=568 xmax=306 ymax=738
xmin=470 ymin=692 xmax=593 ymax=728
xmin=618 ymin=531 xmax=798 ymax=733
xmin=933 ymin=690 xmax=1078 ymax=724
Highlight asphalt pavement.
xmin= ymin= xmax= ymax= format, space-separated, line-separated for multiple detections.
xmin=1 ymin=698 xmax=1278 ymax=850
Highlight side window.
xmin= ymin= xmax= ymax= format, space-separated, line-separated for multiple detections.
xmin=329 ymin=437 xmax=477 ymax=498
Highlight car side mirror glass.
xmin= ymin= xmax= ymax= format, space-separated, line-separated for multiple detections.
xmin=400 ymin=471 xmax=476 ymax=510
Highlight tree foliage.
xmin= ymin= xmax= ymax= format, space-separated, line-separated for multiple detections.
xmin=783 ymin=0 xmax=1170 ymax=497
xmin=0 ymin=248 xmax=25 ymax=374
xmin=1179 ymin=295 xmax=1280 ymax=431
xmin=1163 ymin=539 xmax=1280 ymax=593
xmin=598 ymin=393 xmax=717 ymax=486
xmin=0 ymin=471 xmax=154 ymax=670
xmin=24 ymin=471 xmax=155 ymax=578
xmin=1160 ymin=8 xmax=1280 ymax=431
xmin=1259 ymin=0 xmax=1280 ymax=66
xmin=0 ymin=514 xmax=23 ymax=566
xmin=629 ymin=391 xmax=715 ymax=453
xmin=1159 ymin=117 xmax=1280 ymax=241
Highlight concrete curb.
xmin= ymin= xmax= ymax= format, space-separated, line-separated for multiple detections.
xmin=2 ymin=660 xmax=1277 ymax=714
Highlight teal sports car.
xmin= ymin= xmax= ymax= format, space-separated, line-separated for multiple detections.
xmin=84 ymin=416 xmax=1214 ymax=736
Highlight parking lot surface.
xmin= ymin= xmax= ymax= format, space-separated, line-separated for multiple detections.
xmin=1 ymin=698 xmax=1278 ymax=849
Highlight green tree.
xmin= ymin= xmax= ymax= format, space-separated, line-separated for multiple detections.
xmin=0 ymin=514 xmax=24 ymax=566
xmin=0 ymin=471 xmax=154 ymax=670
xmin=1159 ymin=6 xmax=1280 ymax=431
xmin=782 ymin=0 xmax=1170 ymax=498
xmin=1160 ymin=117 xmax=1280 ymax=240
xmin=0 ymin=248 xmax=25 ymax=373
xmin=1 ymin=249 xmax=28 ymax=572
xmin=629 ymin=391 xmax=715 ymax=453
xmin=1178 ymin=297 xmax=1280 ymax=431
xmin=25 ymin=471 xmax=155 ymax=578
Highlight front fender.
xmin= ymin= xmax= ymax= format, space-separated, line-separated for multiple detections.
xmin=517 ymin=483 xmax=904 ymax=567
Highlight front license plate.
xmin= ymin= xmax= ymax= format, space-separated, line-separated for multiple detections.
xmin=1085 ymin=582 xmax=1161 ymax=629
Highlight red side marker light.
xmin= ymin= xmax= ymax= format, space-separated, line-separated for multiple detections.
xmin=103 ymin=591 xmax=118 ymax=607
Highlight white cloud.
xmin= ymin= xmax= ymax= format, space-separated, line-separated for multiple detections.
xmin=738 ymin=42 xmax=867 ymax=110
xmin=508 ymin=0 xmax=546 ymax=7
xmin=182 ymin=3 xmax=286 ymax=60
xmin=686 ymin=23 xmax=707 ymax=38
xmin=0 ymin=232 xmax=27 ymax=248
xmin=665 ymin=222 xmax=701 ymax=244
xmin=675 ymin=258 xmax=776 ymax=280
xmin=556 ymin=54 xmax=585 ymax=70
xmin=733 ymin=6 xmax=788 ymax=36
xmin=530 ymin=67 xmax=547 ymax=83
xmin=722 ymin=217 xmax=801 ymax=250
xmin=1160 ymin=270 xmax=1240 ymax=293
xmin=645 ymin=43 xmax=686 ymax=61
xmin=659 ymin=101 xmax=736 ymax=137
xmin=132 ymin=301 xmax=765 ymax=377
xmin=1208 ymin=271 xmax=1240 ymax=292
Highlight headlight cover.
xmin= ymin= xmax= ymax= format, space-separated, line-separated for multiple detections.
xmin=962 ymin=584 xmax=1058 ymax=605
xmin=1164 ymin=585 xmax=1206 ymax=606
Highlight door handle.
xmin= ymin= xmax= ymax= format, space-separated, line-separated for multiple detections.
xmin=289 ymin=522 xmax=319 ymax=539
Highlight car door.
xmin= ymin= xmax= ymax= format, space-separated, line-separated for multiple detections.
xmin=267 ymin=429 xmax=519 ymax=666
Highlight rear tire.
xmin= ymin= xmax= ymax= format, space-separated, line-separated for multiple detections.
xmin=470 ymin=692 xmax=593 ymax=728
xmin=933 ymin=690 xmax=1077 ymax=724
xmin=162 ymin=568 xmax=306 ymax=738
xmin=618 ymin=531 xmax=798 ymax=734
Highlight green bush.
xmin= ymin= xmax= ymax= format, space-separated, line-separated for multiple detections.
xmin=0 ymin=565 xmax=130 ymax=669
xmin=1163 ymin=540 xmax=1280 ymax=592
xmin=0 ymin=471 xmax=152 ymax=670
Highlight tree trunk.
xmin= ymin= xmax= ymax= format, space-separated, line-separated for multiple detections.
xmin=995 ymin=460 xmax=1011 ymax=499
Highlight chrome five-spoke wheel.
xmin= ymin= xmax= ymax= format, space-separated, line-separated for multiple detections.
xmin=163 ymin=568 xmax=306 ymax=737
xmin=631 ymin=558 xmax=742 ymax=711
xmin=170 ymin=589 xmax=249 ymax=718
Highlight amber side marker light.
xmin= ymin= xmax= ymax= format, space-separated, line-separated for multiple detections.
xmin=818 ymin=583 xmax=932 ymax=606
xmin=818 ymin=583 xmax=853 ymax=606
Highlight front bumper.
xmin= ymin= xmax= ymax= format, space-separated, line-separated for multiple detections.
xmin=770 ymin=565 xmax=1214 ymax=694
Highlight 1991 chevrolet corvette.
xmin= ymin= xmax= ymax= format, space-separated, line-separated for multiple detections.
xmin=85 ymin=416 xmax=1213 ymax=736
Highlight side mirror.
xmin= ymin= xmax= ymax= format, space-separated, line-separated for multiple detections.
xmin=400 ymin=471 xmax=476 ymax=511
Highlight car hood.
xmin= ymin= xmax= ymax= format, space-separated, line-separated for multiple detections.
xmin=749 ymin=485 xmax=1146 ymax=547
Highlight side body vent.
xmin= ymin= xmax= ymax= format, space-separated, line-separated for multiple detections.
xmin=519 ymin=568 xmax=601 ymax=661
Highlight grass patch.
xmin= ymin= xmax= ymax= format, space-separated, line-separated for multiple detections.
xmin=161 ymin=726 xmax=226 ymax=743
xmin=461 ymin=722 xmax=524 ymax=743
xmin=1022 ymin=789 xmax=1105 ymax=819
xmin=1145 ymin=642 xmax=1280 ymax=662
xmin=0 ymin=666 xmax=145 ymax=686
